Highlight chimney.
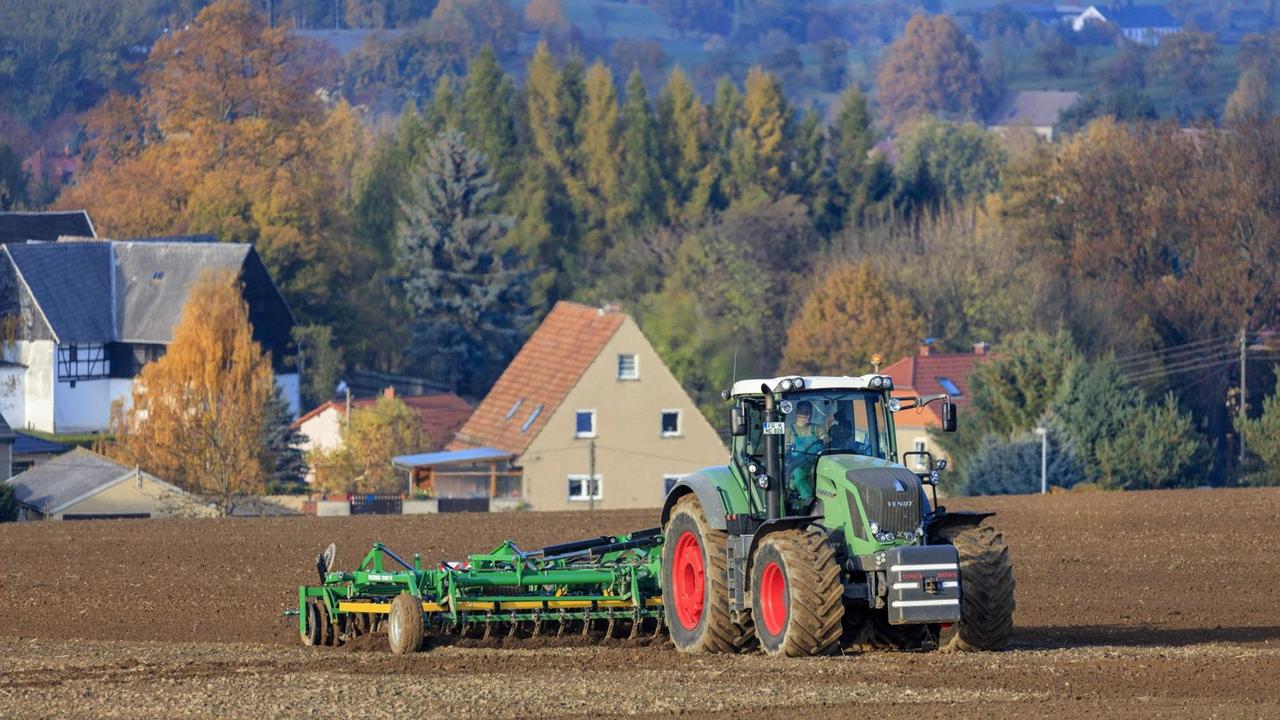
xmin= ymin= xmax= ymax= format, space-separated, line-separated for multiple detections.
xmin=918 ymin=343 xmax=932 ymax=357
xmin=973 ymin=341 xmax=990 ymax=355
xmin=383 ymin=386 xmax=396 ymax=399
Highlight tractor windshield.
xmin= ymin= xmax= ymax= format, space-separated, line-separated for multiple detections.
xmin=782 ymin=390 xmax=892 ymax=508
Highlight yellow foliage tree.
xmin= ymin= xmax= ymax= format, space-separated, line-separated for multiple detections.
xmin=876 ymin=14 xmax=986 ymax=129
xmin=106 ymin=270 xmax=275 ymax=516
xmin=780 ymin=261 xmax=926 ymax=375
xmin=310 ymin=397 xmax=425 ymax=495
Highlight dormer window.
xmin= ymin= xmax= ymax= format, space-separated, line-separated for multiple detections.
xmin=505 ymin=398 xmax=523 ymax=420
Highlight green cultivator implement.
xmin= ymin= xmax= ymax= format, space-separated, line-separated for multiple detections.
xmin=296 ymin=372 xmax=1016 ymax=657
xmin=297 ymin=530 xmax=665 ymax=653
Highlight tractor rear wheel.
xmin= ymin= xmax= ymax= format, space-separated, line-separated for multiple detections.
xmin=750 ymin=529 xmax=844 ymax=657
xmin=662 ymin=494 xmax=752 ymax=653
xmin=938 ymin=525 xmax=1015 ymax=652
xmin=388 ymin=592 xmax=425 ymax=655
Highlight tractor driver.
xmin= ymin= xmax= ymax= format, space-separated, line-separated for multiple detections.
xmin=785 ymin=400 xmax=826 ymax=510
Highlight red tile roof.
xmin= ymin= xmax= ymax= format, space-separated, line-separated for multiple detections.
xmin=883 ymin=352 xmax=991 ymax=428
xmin=449 ymin=301 xmax=626 ymax=454
xmin=293 ymin=392 xmax=474 ymax=451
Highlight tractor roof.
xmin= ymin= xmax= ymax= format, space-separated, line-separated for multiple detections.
xmin=730 ymin=374 xmax=892 ymax=397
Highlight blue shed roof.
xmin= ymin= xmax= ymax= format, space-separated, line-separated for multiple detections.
xmin=393 ymin=447 xmax=514 ymax=468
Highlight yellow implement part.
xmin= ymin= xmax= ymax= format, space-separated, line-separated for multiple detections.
xmin=645 ymin=597 xmax=664 ymax=607
xmin=338 ymin=601 xmax=445 ymax=614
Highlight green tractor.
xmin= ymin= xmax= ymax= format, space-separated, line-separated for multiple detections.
xmin=660 ymin=373 xmax=1015 ymax=656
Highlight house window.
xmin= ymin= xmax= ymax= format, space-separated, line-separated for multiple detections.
xmin=521 ymin=404 xmax=543 ymax=432
xmin=617 ymin=353 xmax=638 ymax=380
xmin=576 ymin=410 xmax=596 ymax=438
xmin=937 ymin=377 xmax=963 ymax=397
xmin=660 ymin=410 xmax=681 ymax=437
xmin=663 ymin=474 xmax=686 ymax=495
xmin=56 ymin=343 xmax=109 ymax=381
xmin=505 ymin=398 xmax=524 ymax=420
xmin=568 ymin=474 xmax=602 ymax=501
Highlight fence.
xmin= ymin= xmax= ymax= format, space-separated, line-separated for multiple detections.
xmin=349 ymin=494 xmax=403 ymax=515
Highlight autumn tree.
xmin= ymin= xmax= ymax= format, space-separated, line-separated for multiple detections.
xmin=730 ymin=67 xmax=790 ymax=199
xmin=658 ymin=67 xmax=712 ymax=222
xmin=397 ymin=129 xmax=529 ymax=395
xmin=1152 ymin=31 xmax=1219 ymax=116
xmin=620 ymin=70 xmax=668 ymax=228
xmin=1226 ymin=69 xmax=1272 ymax=127
xmin=106 ymin=271 xmax=275 ymax=516
xmin=780 ymin=261 xmax=924 ymax=375
xmin=578 ymin=61 xmax=622 ymax=251
xmin=877 ymin=14 xmax=988 ymax=129
xmin=310 ymin=396 xmax=424 ymax=494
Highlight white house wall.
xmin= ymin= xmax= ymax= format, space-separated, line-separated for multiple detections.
xmin=5 ymin=340 xmax=54 ymax=432
xmin=0 ymin=365 xmax=25 ymax=429
xmin=53 ymin=376 xmax=132 ymax=433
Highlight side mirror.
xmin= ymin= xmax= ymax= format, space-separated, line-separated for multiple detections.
xmin=730 ymin=406 xmax=747 ymax=437
xmin=941 ymin=402 xmax=958 ymax=433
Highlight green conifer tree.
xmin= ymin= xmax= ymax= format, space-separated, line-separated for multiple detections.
xmin=620 ymin=70 xmax=667 ymax=229
xmin=463 ymin=46 xmax=519 ymax=191
xmin=659 ymin=67 xmax=709 ymax=222
xmin=396 ymin=130 xmax=530 ymax=395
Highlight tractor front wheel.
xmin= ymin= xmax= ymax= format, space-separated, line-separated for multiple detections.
xmin=388 ymin=592 xmax=425 ymax=655
xmin=938 ymin=525 xmax=1015 ymax=652
xmin=662 ymin=494 xmax=751 ymax=653
xmin=750 ymin=529 xmax=844 ymax=656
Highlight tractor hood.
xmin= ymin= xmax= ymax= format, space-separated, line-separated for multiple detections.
xmin=817 ymin=455 xmax=926 ymax=540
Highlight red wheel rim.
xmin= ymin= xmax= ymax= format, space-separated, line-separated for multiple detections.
xmin=672 ymin=531 xmax=706 ymax=630
xmin=760 ymin=561 xmax=788 ymax=636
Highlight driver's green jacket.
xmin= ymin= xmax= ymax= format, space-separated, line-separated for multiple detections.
xmin=787 ymin=432 xmax=824 ymax=506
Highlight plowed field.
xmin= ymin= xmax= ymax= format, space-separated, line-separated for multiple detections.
xmin=2 ymin=488 xmax=1278 ymax=718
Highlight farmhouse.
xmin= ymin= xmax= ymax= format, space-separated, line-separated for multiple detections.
xmin=0 ymin=237 xmax=297 ymax=433
xmin=441 ymin=302 xmax=725 ymax=511
xmin=1073 ymin=4 xmax=1181 ymax=45
xmin=987 ymin=90 xmax=1081 ymax=141
xmin=883 ymin=343 xmax=992 ymax=469
xmin=0 ymin=210 xmax=95 ymax=244
xmin=4 ymin=447 xmax=213 ymax=520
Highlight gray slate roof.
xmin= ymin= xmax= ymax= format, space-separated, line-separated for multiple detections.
xmin=5 ymin=242 xmax=115 ymax=343
xmin=4 ymin=447 xmax=134 ymax=514
xmin=0 ymin=211 xmax=95 ymax=244
xmin=988 ymin=90 xmax=1082 ymax=128
xmin=2 ymin=239 xmax=279 ymax=345
xmin=115 ymin=241 xmax=251 ymax=343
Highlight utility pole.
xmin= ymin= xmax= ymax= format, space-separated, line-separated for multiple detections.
xmin=1240 ymin=326 xmax=1248 ymax=463
xmin=588 ymin=439 xmax=596 ymax=512
xmin=1034 ymin=427 xmax=1047 ymax=495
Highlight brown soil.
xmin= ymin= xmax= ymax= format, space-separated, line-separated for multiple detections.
xmin=1 ymin=488 xmax=1278 ymax=718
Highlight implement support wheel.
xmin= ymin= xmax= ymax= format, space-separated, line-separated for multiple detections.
xmin=388 ymin=592 xmax=425 ymax=655
xmin=301 ymin=599 xmax=322 ymax=646
xmin=938 ymin=525 xmax=1015 ymax=652
xmin=750 ymin=529 xmax=844 ymax=657
xmin=662 ymin=494 xmax=752 ymax=653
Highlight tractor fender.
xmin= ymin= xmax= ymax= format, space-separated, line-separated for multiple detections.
xmin=925 ymin=510 xmax=995 ymax=544
xmin=745 ymin=515 xmax=824 ymax=573
xmin=661 ymin=472 xmax=730 ymax=530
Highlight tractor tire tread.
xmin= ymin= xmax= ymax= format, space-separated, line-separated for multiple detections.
xmin=755 ymin=529 xmax=844 ymax=656
xmin=938 ymin=525 xmax=1015 ymax=652
xmin=666 ymin=495 xmax=753 ymax=654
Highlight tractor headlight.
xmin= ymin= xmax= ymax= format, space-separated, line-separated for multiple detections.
xmin=870 ymin=377 xmax=883 ymax=388
xmin=888 ymin=398 xmax=902 ymax=412
xmin=869 ymin=521 xmax=880 ymax=535
xmin=876 ymin=531 xmax=896 ymax=543
xmin=792 ymin=377 xmax=805 ymax=389
xmin=779 ymin=378 xmax=794 ymax=391
xmin=915 ymin=526 xmax=924 ymax=538
xmin=882 ymin=377 xmax=893 ymax=390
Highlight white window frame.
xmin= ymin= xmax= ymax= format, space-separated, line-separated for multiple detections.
xmin=617 ymin=353 xmax=639 ymax=380
xmin=567 ymin=474 xmax=603 ymax=501
xmin=575 ymin=409 xmax=597 ymax=438
xmin=660 ymin=409 xmax=682 ymax=437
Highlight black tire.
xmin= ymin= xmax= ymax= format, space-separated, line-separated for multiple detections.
xmin=317 ymin=600 xmax=337 ymax=647
xmin=750 ymin=529 xmax=844 ymax=657
xmin=301 ymin=599 xmax=322 ymax=646
xmin=662 ymin=494 xmax=752 ymax=653
xmin=938 ymin=525 xmax=1015 ymax=652
xmin=388 ymin=592 xmax=425 ymax=655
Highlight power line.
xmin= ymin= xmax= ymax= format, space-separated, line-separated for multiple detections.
xmin=1113 ymin=334 xmax=1236 ymax=365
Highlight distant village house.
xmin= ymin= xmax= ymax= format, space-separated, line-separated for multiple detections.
xmin=884 ymin=342 xmax=993 ymax=470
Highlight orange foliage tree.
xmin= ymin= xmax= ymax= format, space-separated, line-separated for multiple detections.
xmin=58 ymin=0 xmax=369 ymax=327
xmin=309 ymin=397 xmax=425 ymax=495
xmin=106 ymin=270 xmax=276 ymax=516
xmin=876 ymin=14 xmax=987 ymax=129
xmin=780 ymin=261 xmax=925 ymax=375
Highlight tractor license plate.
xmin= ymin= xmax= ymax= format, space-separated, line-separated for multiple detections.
xmin=763 ymin=422 xmax=786 ymax=435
